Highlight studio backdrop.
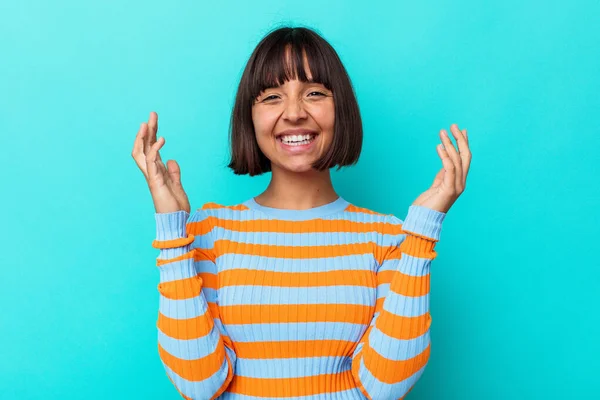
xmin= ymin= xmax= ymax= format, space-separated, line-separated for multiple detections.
xmin=1 ymin=0 xmax=598 ymax=399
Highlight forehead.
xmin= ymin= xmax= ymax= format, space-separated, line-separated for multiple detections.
xmin=252 ymin=43 xmax=332 ymax=95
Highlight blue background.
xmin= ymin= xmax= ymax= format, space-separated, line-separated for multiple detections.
xmin=1 ymin=0 xmax=598 ymax=398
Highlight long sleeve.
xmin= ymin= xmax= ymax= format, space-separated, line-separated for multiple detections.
xmin=350 ymin=205 xmax=446 ymax=400
xmin=153 ymin=209 xmax=237 ymax=400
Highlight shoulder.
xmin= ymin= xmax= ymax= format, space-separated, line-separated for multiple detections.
xmin=343 ymin=202 xmax=405 ymax=228
xmin=189 ymin=200 xmax=250 ymax=224
xmin=185 ymin=201 xmax=248 ymax=241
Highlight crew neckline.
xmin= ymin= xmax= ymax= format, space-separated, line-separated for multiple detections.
xmin=242 ymin=196 xmax=349 ymax=220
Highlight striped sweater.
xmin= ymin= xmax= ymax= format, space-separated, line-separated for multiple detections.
xmin=152 ymin=196 xmax=446 ymax=400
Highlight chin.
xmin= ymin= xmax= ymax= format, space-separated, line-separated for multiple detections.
xmin=277 ymin=160 xmax=318 ymax=174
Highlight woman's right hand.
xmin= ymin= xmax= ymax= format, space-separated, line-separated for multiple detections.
xmin=131 ymin=111 xmax=191 ymax=214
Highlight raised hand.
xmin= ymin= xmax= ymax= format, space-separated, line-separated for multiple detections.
xmin=411 ymin=124 xmax=472 ymax=214
xmin=131 ymin=111 xmax=191 ymax=214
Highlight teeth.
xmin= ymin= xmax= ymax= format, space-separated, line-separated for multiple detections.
xmin=281 ymin=133 xmax=315 ymax=143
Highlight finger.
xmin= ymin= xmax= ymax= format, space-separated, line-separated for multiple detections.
xmin=146 ymin=137 xmax=165 ymax=180
xmin=431 ymin=167 xmax=444 ymax=188
xmin=142 ymin=113 xmax=157 ymax=150
xmin=450 ymin=124 xmax=470 ymax=166
xmin=437 ymin=142 xmax=456 ymax=193
xmin=148 ymin=111 xmax=158 ymax=145
xmin=449 ymin=124 xmax=467 ymax=189
xmin=166 ymin=159 xmax=182 ymax=185
xmin=441 ymin=127 xmax=463 ymax=191
xmin=148 ymin=112 xmax=164 ymax=162
xmin=166 ymin=160 xmax=188 ymax=206
xmin=132 ymin=123 xmax=148 ymax=174
xmin=141 ymin=122 xmax=151 ymax=154
xmin=142 ymin=124 xmax=163 ymax=164
xmin=133 ymin=122 xmax=145 ymax=155
xmin=460 ymin=128 xmax=471 ymax=180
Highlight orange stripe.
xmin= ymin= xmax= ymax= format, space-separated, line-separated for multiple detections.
xmin=215 ymin=240 xmax=377 ymax=259
xmin=376 ymin=236 xmax=437 ymax=265
xmin=201 ymin=203 xmax=249 ymax=211
xmin=189 ymin=217 xmax=404 ymax=235
xmin=193 ymin=247 xmax=216 ymax=263
xmin=218 ymin=269 xmax=376 ymax=288
xmin=157 ymin=310 xmax=214 ymax=340
xmin=388 ymin=272 xmax=430 ymax=297
xmin=227 ymin=371 xmax=358 ymax=397
xmin=361 ymin=340 xmax=431 ymax=384
xmin=234 ymin=339 xmax=357 ymax=359
xmin=375 ymin=297 xmax=385 ymax=313
xmin=158 ymin=275 xmax=202 ymax=300
xmin=152 ymin=233 xmax=195 ymax=249
xmin=220 ymin=303 xmax=374 ymax=325
xmin=377 ymin=270 xmax=395 ymax=285
xmin=344 ymin=204 xmax=386 ymax=215
xmin=399 ymin=235 xmax=438 ymax=256
xmin=158 ymin=340 xmax=225 ymax=382
xmin=156 ymin=251 xmax=195 ymax=267
xmin=375 ymin=310 xmax=432 ymax=340
xmin=201 ymin=272 xmax=218 ymax=290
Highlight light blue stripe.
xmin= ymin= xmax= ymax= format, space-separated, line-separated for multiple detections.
xmin=194 ymin=259 xmax=218 ymax=273
xmin=219 ymin=285 xmax=375 ymax=306
xmin=220 ymin=388 xmax=365 ymax=400
xmin=378 ymin=254 xmax=431 ymax=276
xmin=159 ymin=295 xmax=210 ymax=319
xmin=368 ymin=327 xmax=430 ymax=362
xmin=376 ymin=283 xmax=390 ymax=299
xmin=192 ymin=233 xmax=213 ymax=248
xmin=216 ymin=253 xmax=376 ymax=272
xmin=201 ymin=207 xmax=393 ymax=224
xmin=163 ymin=358 xmax=230 ymax=399
xmin=234 ymin=356 xmax=350 ymax=378
xmin=357 ymin=356 xmax=427 ymax=399
xmin=225 ymin=321 xmax=368 ymax=342
xmin=157 ymin=246 xmax=193 ymax=263
xmin=382 ymin=290 xmax=429 ymax=318
xmin=158 ymin=328 xmax=220 ymax=361
xmin=158 ymin=259 xmax=201 ymax=282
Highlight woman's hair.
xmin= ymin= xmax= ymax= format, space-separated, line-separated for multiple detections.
xmin=228 ymin=26 xmax=363 ymax=176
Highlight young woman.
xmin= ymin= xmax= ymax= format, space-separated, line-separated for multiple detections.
xmin=132 ymin=26 xmax=471 ymax=400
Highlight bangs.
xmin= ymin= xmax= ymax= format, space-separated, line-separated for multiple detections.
xmin=249 ymin=31 xmax=333 ymax=101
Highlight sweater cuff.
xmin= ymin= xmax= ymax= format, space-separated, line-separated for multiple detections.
xmin=401 ymin=205 xmax=446 ymax=241
xmin=153 ymin=211 xmax=192 ymax=248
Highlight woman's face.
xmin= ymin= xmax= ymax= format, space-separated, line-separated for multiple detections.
xmin=252 ymin=73 xmax=335 ymax=174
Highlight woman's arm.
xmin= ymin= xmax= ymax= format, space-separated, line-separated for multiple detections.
xmin=351 ymin=205 xmax=445 ymax=400
xmin=153 ymin=209 xmax=236 ymax=400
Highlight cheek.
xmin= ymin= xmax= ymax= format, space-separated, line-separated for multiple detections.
xmin=313 ymin=103 xmax=335 ymax=130
xmin=252 ymin=110 xmax=278 ymax=138
xmin=316 ymin=108 xmax=335 ymax=140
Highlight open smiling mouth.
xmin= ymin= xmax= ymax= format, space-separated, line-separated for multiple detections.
xmin=277 ymin=133 xmax=318 ymax=146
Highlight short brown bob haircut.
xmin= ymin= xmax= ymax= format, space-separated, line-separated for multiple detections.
xmin=228 ymin=26 xmax=363 ymax=176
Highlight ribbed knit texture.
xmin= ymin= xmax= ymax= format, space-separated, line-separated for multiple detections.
xmin=152 ymin=196 xmax=446 ymax=400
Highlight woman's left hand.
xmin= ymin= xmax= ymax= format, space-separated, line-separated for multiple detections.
xmin=411 ymin=124 xmax=472 ymax=214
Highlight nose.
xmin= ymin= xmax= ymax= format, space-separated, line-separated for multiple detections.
xmin=282 ymin=97 xmax=308 ymax=122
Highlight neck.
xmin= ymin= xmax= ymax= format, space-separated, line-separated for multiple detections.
xmin=254 ymin=165 xmax=338 ymax=210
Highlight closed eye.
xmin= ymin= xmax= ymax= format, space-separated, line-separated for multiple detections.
xmin=261 ymin=91 xmax=327 ymax=102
